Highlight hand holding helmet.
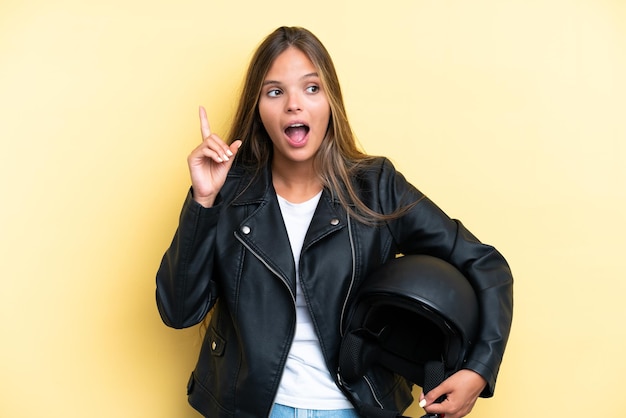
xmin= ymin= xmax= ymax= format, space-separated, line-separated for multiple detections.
xmin=339 ymin=254 xmax=484 ymax=418
xmin=419 ymin=369 xmax=486 ymax=418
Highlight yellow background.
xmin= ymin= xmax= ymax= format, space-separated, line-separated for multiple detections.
xmin=1 ymin=0 xmax=625 ymax=417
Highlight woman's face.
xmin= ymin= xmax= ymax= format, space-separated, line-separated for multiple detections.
xmin=258 ymin=47 xmax=331 ymax=169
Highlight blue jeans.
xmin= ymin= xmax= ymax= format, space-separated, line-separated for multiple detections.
xmin=269 ymin=403 xmax=361 ymax=418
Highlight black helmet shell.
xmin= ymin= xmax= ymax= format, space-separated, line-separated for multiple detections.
xmin=340 ymin=254 xmax=479 ymax=387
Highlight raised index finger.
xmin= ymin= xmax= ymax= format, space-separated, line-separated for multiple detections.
xmin=199 ymin=106 xmax=211 ymax=139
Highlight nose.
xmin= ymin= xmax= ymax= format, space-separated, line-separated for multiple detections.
xmin=285 ymin=92 xmax=302 ymax=113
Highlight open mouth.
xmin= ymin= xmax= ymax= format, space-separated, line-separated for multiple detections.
xmin=284 ymin=123 xmax=310 ymax=144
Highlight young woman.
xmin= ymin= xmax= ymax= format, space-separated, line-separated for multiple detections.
xmin=156 ymin=26 xmax=513 ymax=418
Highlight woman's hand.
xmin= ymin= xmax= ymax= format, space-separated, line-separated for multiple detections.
xmin=419 ymin=369 xmax=486 ymax=418
xmin=187 ymin=106 xmax=242 ymax=207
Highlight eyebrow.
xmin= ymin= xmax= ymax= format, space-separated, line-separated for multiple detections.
xmin=262 ymin=72 xmax=320 ymax=86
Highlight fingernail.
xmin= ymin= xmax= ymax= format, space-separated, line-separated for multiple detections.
xmin=222 ymin=154 xmax=229 ymax=161
xmin=419 ymin=399 xmax=427 ymax=408
xmin=226 ymin=149 xmax=233 ymax=157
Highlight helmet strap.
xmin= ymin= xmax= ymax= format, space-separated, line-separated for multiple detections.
xmin=420 ymin=360 xmax=447 ymax=418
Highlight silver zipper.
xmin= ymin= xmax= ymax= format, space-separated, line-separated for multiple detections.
xmin=235 ymin=233 xmax=296 ymax=305
xmin=339 ymin=213 xmax=356 ymax=336
xmin=337 ymin=215 xmax=384 ymax=409
xmin=363 ymin=375 xmax=384 ymax=408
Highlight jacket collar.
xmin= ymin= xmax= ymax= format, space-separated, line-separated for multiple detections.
xmin=227 ymin=163 xmax=273 ymax=206
xmin=230 ymin=163 xmax=348 ymax=288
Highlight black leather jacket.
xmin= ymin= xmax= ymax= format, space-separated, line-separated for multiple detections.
xmin=156 ymin=157 xmax=513 ymax=418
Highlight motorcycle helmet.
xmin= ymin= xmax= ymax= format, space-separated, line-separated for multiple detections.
xmin=339 ymin=254 xmax=479 ymax=394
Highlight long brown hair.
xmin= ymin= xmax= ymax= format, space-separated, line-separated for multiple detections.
xmin=226 ymin=26 xmax=414 ymax=224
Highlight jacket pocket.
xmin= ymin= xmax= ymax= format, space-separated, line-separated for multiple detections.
xmin=207 ymin=326 xmax=226 ymax=356
xmin=192 ymin=323 xmax=237 ymax=413
xmin=196 ymin=325 xmax=227 ymax=382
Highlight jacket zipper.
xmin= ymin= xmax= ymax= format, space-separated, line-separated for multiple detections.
xmin=339 ymin=213 xmax=356 ymax=336
xmin=336 ymin=214 xmax=385 ymax=409
xmin=234 ymin=234 xmax=296 ymax=305
xmin=363 ymin=375 xmax=384 ymax=408
xmin=235 ymin=233 xmax=296 ymax=418
xmin=336 ymin=373 xmax=384 ymax=410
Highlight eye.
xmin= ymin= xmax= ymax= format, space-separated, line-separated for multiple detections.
xmin=306 ymin=85 xmax=320 ymax=94
xmin=266 ymin=88 xmax=282 ymax=97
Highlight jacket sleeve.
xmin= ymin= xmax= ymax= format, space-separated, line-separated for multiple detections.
xmin=155 ymin=189 xmax=221 ymax=329
xmin=378 ymin=159 xmax=514 ymax=398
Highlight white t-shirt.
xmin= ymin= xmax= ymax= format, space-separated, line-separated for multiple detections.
xmin=274 ymin=192 xmax=353 ymax=409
